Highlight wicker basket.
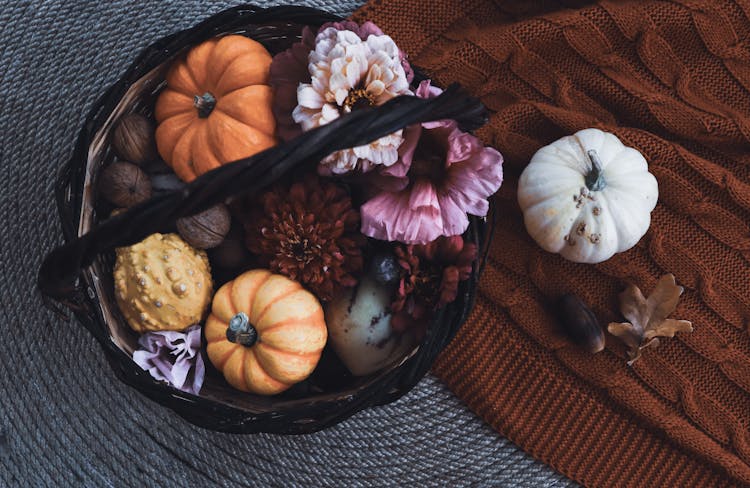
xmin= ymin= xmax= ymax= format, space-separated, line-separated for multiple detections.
xmin=37 ymin=4 xmax=493 ymax=434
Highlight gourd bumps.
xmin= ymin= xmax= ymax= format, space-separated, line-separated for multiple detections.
xmin=114 ymin=233 xmax=213 ymax=333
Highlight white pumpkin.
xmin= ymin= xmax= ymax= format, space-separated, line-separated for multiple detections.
xmin=518 ymin=128 xmax=658 ymax=264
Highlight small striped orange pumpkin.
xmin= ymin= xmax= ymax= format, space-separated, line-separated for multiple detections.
xmin=205 ymin=269 xmax=327 ymax=395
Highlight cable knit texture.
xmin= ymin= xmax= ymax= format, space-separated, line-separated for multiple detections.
xmin=355 ymin=1 xmax=750 ymax=486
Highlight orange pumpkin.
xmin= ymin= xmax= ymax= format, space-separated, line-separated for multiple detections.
xmin=205 ymin=270 xmax=327 ymax=395
xmin=154 ymin=35 xmax=277 ymax=182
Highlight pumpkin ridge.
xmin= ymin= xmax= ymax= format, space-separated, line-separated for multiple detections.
xmin=169 ymin=121 xmax=202 ymax=178
xmin=239 ymin=348 xmax=250 ymax=391
xmin=247 ymin=272 xmax=287 ymax=323
xmin=207 ymin=51 xmax=250 ymax=94
xmin=244 ymin=350 xmax=290 ymax=393
xmin=231 ymin=270 xmax=272 ymax=317
xmin=164 ymin=61 xmax=202 ymax=98
xmin=253 ymin=343 xmax=318 ymax=383
xmin=213 ymin=105 xmax=273 ymax=137
xmin=167 ymin=78 xmax=202 ymax=99
xmin=254 ymin=287 xmax=305 ymax=326
xmin=206 ymin=112 xmax=276 ymax=164
xmin=215 ymin=54 xmax=270 ymax=94
xmin=214 ymin=86 xmax=276 ymax=138
xmin=201 ymin=44 xmax=224 ymax=92
xmin=206 ymin=316 xmax=231 ymax=344
xmin=182 ymin=59 xmax=207 ymax=98
xmin=184 ymin=40 xmax=216 ymax=94
xmin=190 ymin=121 xmax=222 ymax=174
xmin=155 ymin=91 xmax=196 ymax=120
xmin=214 ymin=343 xmax=239 ymax=370
xmin=154 ymin=112 xmax=193 ymax=164
xmin=256 ymin=315 xmax=317 ymax=337
xmin=255 ymin=341 xmax=321 ymax=360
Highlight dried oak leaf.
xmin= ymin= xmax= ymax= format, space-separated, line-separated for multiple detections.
xmin=607 ymin=274 xmax=693 ymax=365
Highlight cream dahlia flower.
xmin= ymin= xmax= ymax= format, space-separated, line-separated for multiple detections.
xmin=292 ymin=27 xmax=412 ymax=174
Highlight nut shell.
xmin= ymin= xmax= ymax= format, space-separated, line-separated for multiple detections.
xmin=99 ymin=161 xmax=152 ymax=208
xmin=176 ymin=204 xmax=231 ymax=249
xmin=557 ymin=294 xmax=605 ymax=353
xmin=112 ymin=113 xmax=158 ymax=165
xmin=114 ymin=233 xmax=212 ymax=333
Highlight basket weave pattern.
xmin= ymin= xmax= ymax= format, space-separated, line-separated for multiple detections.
xmin=38 ymin=5 xmax=492 ymax=433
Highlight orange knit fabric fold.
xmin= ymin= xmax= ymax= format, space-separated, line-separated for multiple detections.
xmin=354 ymin=1 xmax=750 ymax=486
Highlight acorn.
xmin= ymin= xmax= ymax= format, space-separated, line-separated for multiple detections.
xmin=176 ymin=204 xmax=231 ymax=250
xmin=111 ymin=113 xmax=158 ymax=165
xmin=556 ymin=294 xmax=605 ymax=353
xmin=98 ymin=161 xmax=152 ymax=208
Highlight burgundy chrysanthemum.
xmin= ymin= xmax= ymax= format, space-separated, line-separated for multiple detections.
xmin=391 ymin=235 xmax=477 ymax=338
xmin=242 ymin=176 xmax=364 ymax=301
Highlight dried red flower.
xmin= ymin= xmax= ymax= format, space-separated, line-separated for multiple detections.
xmin=391 ymin=235 xmax=477 ymax=338
xmin=242 ymin=176 xmax=364 ymax=301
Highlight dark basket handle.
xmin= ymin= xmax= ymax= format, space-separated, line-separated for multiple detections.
xmin=38 ymin=85 xmax=488 ymax=303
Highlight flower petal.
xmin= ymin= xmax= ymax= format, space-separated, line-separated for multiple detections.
xmin=297 ymin=84 xmax=325 ymax=109
xmin=361 ymin=190 xmax=443 ymax=244
xmin=132 ymin=325 xmax=204 ymax=394
xmin=437 ymin=190 xmax=471 ymax=237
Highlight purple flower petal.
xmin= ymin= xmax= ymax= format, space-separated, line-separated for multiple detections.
xmin=132 ymin=324 xmax=205 ymax=395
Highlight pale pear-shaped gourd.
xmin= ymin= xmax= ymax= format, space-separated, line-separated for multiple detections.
xmin=518 ymin=128 xmax=658 ymax=264
xmin=325 ymin=277 xmax=414 ymax=376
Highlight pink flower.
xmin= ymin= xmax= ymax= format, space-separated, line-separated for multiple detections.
xmin=360 ymin=81 xmax=503 ymax=244
xmin=269 ymin=21 xmax=413 ymax=142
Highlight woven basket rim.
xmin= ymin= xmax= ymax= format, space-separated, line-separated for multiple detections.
xmin=41 ymin=3 xmax=493 ymax=434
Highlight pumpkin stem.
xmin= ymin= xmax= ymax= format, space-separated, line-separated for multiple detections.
xmin=194 ymin=92 xmax=216 ymax=118
xmin=226 ymin=312 xmax=258 ymax=347
xmin=585 ymin=150 xmax=606 ymax=191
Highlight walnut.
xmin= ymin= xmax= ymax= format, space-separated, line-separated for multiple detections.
xmin=98 ymin=161 xmax=152 ymax=208
xmin=111 ymin=113 xmax=157 ymax=165
xmin=176 ymin=204 xmax=231 ymax=249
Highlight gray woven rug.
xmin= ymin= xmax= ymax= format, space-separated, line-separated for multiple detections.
xmin=0 ymin=1 xmax=577 ymax=486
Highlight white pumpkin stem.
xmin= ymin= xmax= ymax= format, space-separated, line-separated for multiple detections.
xmin=585 ymin=150 xmax=606 ymax=191
xmin=226 ymin=312 xmax=258 ymax=347
xmin=194 ymin=92 xmax=216 ymax=118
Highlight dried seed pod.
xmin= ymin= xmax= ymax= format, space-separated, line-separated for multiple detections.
xmin=111 ymin=113 xmax=158 ymax=165
xmin=557 ymin=294 xmax=605 ymax=353
xmin=176 ymin=204 xmax=231 ymax=249
xmin=98 ymin=161 xmax=152 ymax=208
xmin=369 ymin=252 xmax=401 ymax=286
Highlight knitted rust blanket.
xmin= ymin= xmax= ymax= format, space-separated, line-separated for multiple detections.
xmin=354 ymin=1 xmax=750 ymax=486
